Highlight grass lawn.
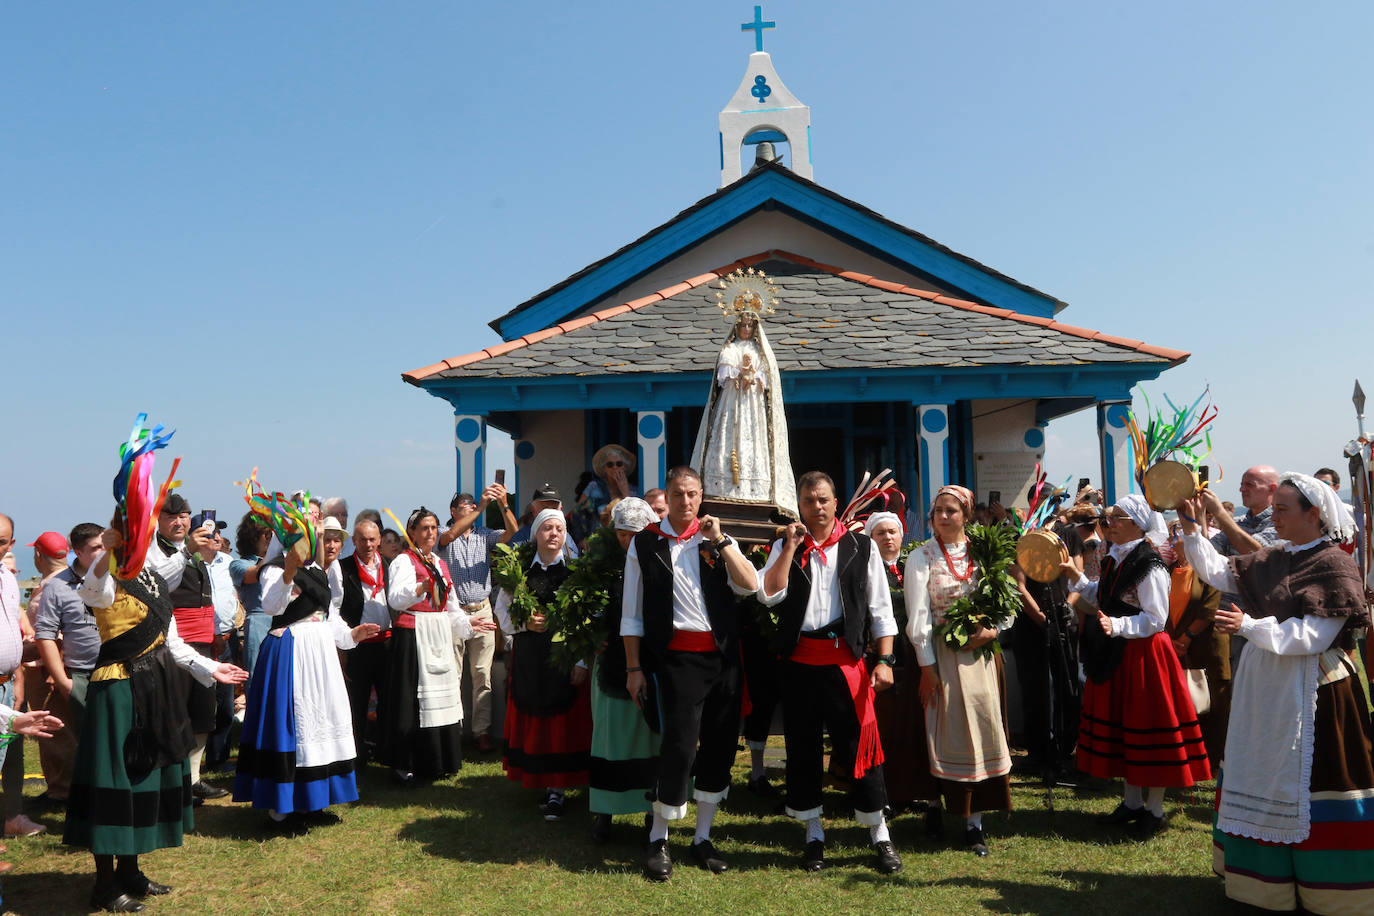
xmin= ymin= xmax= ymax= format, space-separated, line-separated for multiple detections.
xmin=3 ymin=737 xmax=1235 ymax=916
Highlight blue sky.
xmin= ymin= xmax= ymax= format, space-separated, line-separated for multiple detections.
xmin=5 ymin=1 xmax=1373 ymax=575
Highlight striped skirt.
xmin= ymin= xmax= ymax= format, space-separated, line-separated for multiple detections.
xmin=588 ymin=658 xmax=659 ymax=815
xmin=1213 ymin=674 xmax=1374 ymax=915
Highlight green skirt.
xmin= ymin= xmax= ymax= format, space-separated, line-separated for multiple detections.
xmin=588 ymin=659 xmax=660 ymax=815
xmin=63 ymin=677 xmax=194 ymax=855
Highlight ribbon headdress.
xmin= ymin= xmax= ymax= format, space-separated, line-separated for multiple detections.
xmin=235 ymin=469 xmax=318 ymax=562
xmin=111 ymin=414 xmax=181 ymax=579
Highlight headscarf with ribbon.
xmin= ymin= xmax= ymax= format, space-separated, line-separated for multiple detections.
xmin=931 ymin=484 xmax=975 ymax=522
xmin=1280 ymin=471 xmax=1357 ymax=543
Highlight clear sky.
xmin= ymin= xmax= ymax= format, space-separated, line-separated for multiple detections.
xmin=5 ymin=1 xmax=1373 ymax=576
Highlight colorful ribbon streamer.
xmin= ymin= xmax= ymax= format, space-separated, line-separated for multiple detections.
xmin=234 ymin=468 xmax=317 ymax=561
xmin=112 ymin=414 xmax=180 ymax=580
xmin=1126 ymin=386 xmax=1218 ymax=484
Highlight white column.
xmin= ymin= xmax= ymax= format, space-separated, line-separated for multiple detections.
xmin=1097 ymin=400 xmax=1135 ymax=505
xmin=636 ymin=410 xmax=667 ymax=493
xmin=453 ymin=413 xmax=487 ymax=498
xmin=916 ymin=404 xmax=951 ymax=540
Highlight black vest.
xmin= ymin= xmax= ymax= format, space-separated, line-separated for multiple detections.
xmin=264 ymin=561 xmax=334 ymax=628
xmin=1080 ymin=539 xmax=1166 ymax=683
xmin=509 ymin=560 xmax=577 ymax=715
xmin=633 ymin=529 xmax=739 ymax=671
xmin=163 ymin=535 xmax=212 ymax=609
xmin=770 ymin=530 xmax=874 ymax=659
xmin=337 ymin=555 xmax=389 ymax=627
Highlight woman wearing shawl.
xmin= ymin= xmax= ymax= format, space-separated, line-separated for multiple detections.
xmin=233 ymin=518 xmax=380 ymax=828
xmin=383 ymin=508 xmax=492 ymax=786
xmin=904 ymin=486 xmax=1013 ymax=857
xmin=1181 ymin=473 xmax=1374 ymax=915
xmin=588 ymin=498 xmax=661 ymax=843
xmin=71 ymin=531 xmax=248 ymax=912
xmin=1059 ymin=494 xmax=1210 ymax=837
xmin=495 ymin=508 xmax=593 ymax=820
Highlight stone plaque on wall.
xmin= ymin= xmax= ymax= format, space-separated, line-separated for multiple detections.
xmin=974 ymin=451 xmax=1043 ymax=511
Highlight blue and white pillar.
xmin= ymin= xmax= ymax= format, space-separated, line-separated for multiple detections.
xmin=1097 ymin=400 xmax=1135 ymax=505
xmin=636 ymin=410 xmax=667 ymax=493
xmin=512 ymin=438 xmax=535 ymax=510
xmin=916 ymin=404 xmax=951 ymax=540
xmin=454 ymin=413 xmax=487 ymax=498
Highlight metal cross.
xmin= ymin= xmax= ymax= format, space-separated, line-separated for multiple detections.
xmin=740 ymin=5 xmax=776 ymax=52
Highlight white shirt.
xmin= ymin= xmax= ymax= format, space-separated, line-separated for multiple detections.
xmin=76 ymin=551 xmax=219 ymax=686
xmin=756 ymin=535 xmax=897 ymax=639
xmin=260 ymin=563 xmax=358 ymax=649
xmin=621 ymin=518 xmax=757 ymax=638
xmin=207 ymin=552 xmax=239 ymax=635
xmin=385 ymin=552 xmax=475 ymax=641
xmin=1067 ymin=537 xmax=1170 ymax=639
xmin=345 ymin=554 xmax=392 ymax=629
xmin=147 ymin=538 xmax=188 ymax=592
xmin=1181 ymin=531 xmax=1348 ymax=655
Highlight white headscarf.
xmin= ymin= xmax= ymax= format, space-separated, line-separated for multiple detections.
xmin=863 ymin=511 xmax=903 ymax=538
xmin=1116 ymin=494 xmax=1170 ymax=546
xmin=612 ymin=497 xmax=657 ymax=533
xmin=1280 ymin=471 xmax=1356 ymax=542
xmin=529 ymin=508 xmax=567 ymax=564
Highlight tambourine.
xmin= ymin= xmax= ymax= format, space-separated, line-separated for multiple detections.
xmin=1017 ymin=529 xmax=1069 ymax=584
xmin=1142 ymin=460 xmax=1200 ymax=511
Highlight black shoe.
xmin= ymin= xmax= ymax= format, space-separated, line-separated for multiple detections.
xmin=191 ymin=780 xmax=229 ymax=800
xmin=1097 ymin=802 xmax=1147 ymax=826
xmin=592 ymin=813 xmax=612 ymax=845
xmin=118 ymin=871 xmax=172 ymax=897
xmin=645 ymin=838 xmax=673 ymax=882
xmin=802 ymin=839 xmax=826 ymax=872
xmin=91 ymin=886 xmax=146 ymax=913
xmin=1131 ymin=812 xmax=1167 ymax=838
xmin=966 ymin=826 xmax=989 ymax=857
xmin=392 ymin=768 xmax=417 ymax=788
xmin=872 ymin=840 xmax=903 ymax=875
xmin=302 ymin=810 xmax=342 ymax=827
xmin=925 ymin=805 xmax=945 ymax=841
xmin=541 ymin=793 xmax=565 ymax=821
xmin=267 ymin=814 xmax=309 ymax=836
xmin=690 ymin=838 xmax=728 ymax=874
xmin=746 ymin=775 xmax=779 ymax=798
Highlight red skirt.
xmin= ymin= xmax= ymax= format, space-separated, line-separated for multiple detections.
xmin=1078 ymin=631 xmax=1211 ymax=787
xmin=502 ymin=680 xmax=593 ymax=789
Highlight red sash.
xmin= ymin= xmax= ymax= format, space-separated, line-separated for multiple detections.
xmin=667 ymin=629 xmax=717 ymax=652
xmin=172 ymin=605 xmax=215 ymax=644
xmin=788 ymin=638 xmax=885 ymax=779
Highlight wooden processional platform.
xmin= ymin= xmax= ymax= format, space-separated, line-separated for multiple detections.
xmin=700 ymin=497 xmax=793 ymax=547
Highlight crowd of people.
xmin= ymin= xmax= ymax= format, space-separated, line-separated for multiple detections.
xmin=0 ymin=455 xmax=1370 ymax=914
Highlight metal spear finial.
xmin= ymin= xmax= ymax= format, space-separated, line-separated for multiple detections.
xmin=1355 ymin=380 xmax=1367 ymax=440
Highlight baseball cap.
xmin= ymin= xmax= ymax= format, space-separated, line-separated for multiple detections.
xmin=28 ymin=531 xmax=69 ymax=559
xmin=531 ymin=483 xmax=561 ymax=502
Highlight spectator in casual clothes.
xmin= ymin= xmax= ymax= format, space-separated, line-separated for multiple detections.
xmin=32 ymin=524 xmax=103 ymax=809
xmin=438 ymin=486 xmax=517 ymax=752
xmin=379 ymin=529 xmax=405 ymax=564
xmin=0 ymin=513 xmax=46 ymax=838
xmin=231 ymin=512 xmax=273 ymax=677
xmin=322 ymin=497 xmax=348 ymax=528
xmin=203 ymin=529 xmax=242 ymax=772
xmin=22 ymin=531 xmax=68 ymax=808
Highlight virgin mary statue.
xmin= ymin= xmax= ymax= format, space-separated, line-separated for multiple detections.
xmin=690 ymin=268 xmax=798 ymax=519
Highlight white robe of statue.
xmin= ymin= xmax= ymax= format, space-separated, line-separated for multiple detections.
xmin=691 ymin=319 xmax=798 ymax=517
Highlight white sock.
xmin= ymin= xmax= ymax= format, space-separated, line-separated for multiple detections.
xmin=805 ymin=817 xmax=825 ymax=843
xmin=1123 ymin=783 xmax=1144 ymax=809
xmin=869 ymin=819 xmax=890 ymax=844
xmin=649 ymin=813 xmax=670 ymax=843
xmin=966 ymin=812 xmax=983 ymax=830
xmin=694 ymin=800 xmax=718 ymax=843
xmin=749 ymin=742 xmax=766 ymax=780
xmin=189 ymin=736 xmax=207 ymax=784
xmin=1145 ymin=787 xmax=1165 ymax=818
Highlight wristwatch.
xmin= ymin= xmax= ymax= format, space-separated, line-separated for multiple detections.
xmin=876 ymin=653 xmax=897 ymax=667
xmin=712 ymin=536 xmax=733 ymax=550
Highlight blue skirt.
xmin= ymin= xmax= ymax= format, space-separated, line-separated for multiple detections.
xmin=233 ymin=627 xmax=358 ymax=813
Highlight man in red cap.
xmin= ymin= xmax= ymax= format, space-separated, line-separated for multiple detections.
xmin=22 ymin=531 xmax=71 ymax=812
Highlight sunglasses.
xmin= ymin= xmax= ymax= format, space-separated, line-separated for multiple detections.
xmin=604 ymin=461 xmax=625 ymax=468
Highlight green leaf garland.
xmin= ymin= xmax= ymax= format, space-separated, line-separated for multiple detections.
xmin=933 ymin=524 xmax=1020 ymax=660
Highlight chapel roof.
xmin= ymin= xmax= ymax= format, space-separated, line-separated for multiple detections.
xmin=404 ymin=251 xmax=1186 ymax=384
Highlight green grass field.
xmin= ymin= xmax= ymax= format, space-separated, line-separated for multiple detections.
xmin=2 ymin=738 xmax=1235 ymax=916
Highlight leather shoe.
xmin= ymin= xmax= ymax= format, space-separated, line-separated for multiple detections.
xmin=690 ymin=838 xmax=728 ymax=874
xmin=191 ymin=781 xmax=229 ymax=800
xmin=966 ymin=826 xmax=989 ymax=857
xmin=1097 ymin=802 xmax=1147 ymax=827
xmin=90 ymin=887 xmax=146 ymax=913
xmin=746 ymin=775 xmax=779 ymax=798
xmin=872 ymin=840 xmax=903 ymax=875
xmin=644 ymin=838 xmax=673 ymax=882
xmin=119 ymin=870 xmax=172 ymax=897
xmin=802 ymin=839 xmax=825 ymax=872
xmin=1131 ymin=812 xmax=1167 ymax=838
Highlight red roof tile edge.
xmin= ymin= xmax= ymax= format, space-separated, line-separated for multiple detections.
xmin=402 ymin=249 xmax=1189 ymax=381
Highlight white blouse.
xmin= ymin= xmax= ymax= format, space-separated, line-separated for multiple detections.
xmin=1067 ymin=538 xmax=1169 ymax=639
xmin=386 ymin=553 xmax=475 ymax=641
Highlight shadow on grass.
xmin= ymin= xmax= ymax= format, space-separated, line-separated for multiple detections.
xmin=942 ymin=870 xmax=1220 ymax=914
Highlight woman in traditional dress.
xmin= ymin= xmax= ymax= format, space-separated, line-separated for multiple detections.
xmin=588 ymin=498 xmax=661 ymax=843
xmin=689 ymin=308 xmax=797 ymax=517
xmin=904 ymin=485 xmax=1013 ymax=856
xmin=72 ymin=528 xmax=248 ymax=912
xmin=1181 ymin=474 xmax=1373 ymax=915
xmin=866 ymin=512 xmax=939 ymax=831
xmin=495 ymin=508 xmax=593 ymax=820
xmin=384 ymin=508 xmax=492 ymax=785
xmin=233 ymin=518 xmax=380 ymax=828
xmin=1059 ymin=494 xmax=1210 ymax=836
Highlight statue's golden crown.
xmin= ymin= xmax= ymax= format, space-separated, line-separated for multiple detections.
xmin=715 ymin=267 xmax=779 ymax=321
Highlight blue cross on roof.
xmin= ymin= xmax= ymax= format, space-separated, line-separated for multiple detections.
xmin=741 ymin=5 xmax=776 ymax=53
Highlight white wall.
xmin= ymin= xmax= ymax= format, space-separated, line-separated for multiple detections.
xmin=512 ymin=410 xmax=585 ymax=513
xmin=970 ymin=399 xmax=1043 ymax=511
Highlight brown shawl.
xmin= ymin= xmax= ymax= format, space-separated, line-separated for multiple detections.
xmin=1232 ymin=541 xmax=1368 ymax=630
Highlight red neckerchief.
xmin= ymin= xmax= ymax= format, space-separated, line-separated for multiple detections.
xmin=888 ymin=562 xmax=903 ymax=585
xmin=355 ymin=554 xmax=385 ymax=599
xmin=646 ymin=517 xmax=701 ymax=542
xmin=798 ymin=523 xmax=845 ymax=567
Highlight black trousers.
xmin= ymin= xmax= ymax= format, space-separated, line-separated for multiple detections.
xmin=780 ymin=659 xmax=887 ymax=819
xmin=184 ymin=641 xmax=218 ymax=735
xmin=653 ymin=649 xmax=740 ymax=810
xmin=739 ymin=626 xmax=781 ymax=744
xmin=205 ymin=633 xmax=240 ymax=768
xmin=346 ymin=640 xmax=390 ymax=760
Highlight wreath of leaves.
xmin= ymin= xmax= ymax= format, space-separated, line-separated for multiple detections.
xmin=888 ymin=538 xmax=923 ymax=635
xmin=544 ymin=527 xmax=626 ymax=673
xmin=934 ymin=524 xmax=1020 ymax=660
xmin=489 ymin=541 xmax=538 ymax=630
